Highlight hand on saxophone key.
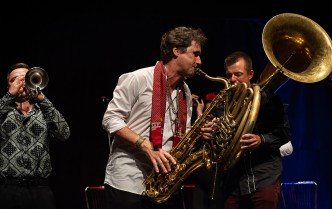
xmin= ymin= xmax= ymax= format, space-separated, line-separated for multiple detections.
xmin=141 ymin=139 xmax=176 ymax=173
xmin=151 ymin=149 xmax=176 ymax=173
xmin=200 ymin=118 xmax=216 ymax=139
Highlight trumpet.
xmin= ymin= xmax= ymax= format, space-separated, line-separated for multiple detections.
xmin=25 ymin=67 xmax=49 ymax=91
xmin=23 ymin=67 xmax=49 ymax=101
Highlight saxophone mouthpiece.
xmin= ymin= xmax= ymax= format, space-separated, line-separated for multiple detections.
xmin=195 ymin=68 xmax=207 ymax=76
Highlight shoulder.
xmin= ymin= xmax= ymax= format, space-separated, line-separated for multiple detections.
xmin=132 ymin=66 xmax=154 ymax=77
xmin=261 ymin=88 xmax=279 ymax=101
xmin=260 ymin=87 xmax=273 ymax=97
xmin=118 ymin=66 xmax=154 ymax=83
xmin=260 ymin=88 xmax=283 ymax=108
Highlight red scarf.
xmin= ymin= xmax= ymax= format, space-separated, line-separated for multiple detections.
xmin=150 ymin=61 xmax=187 ymax=148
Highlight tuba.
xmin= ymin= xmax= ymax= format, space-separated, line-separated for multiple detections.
xmin=216 ymin=13 xmax=332 ymax=171
xmin=144 ymin=13 xmax=332 ymax=204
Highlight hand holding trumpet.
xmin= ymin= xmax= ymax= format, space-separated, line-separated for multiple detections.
xmin=8 ymin=67 xmax=47 ymax=103
xmin=8 ymin=74 xmax=25 ymax=96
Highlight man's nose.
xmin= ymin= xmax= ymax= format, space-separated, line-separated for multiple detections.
xmin=196 ymin=56 xmax=202 ymax=65
xmin=229 ymin=75 xmax=237 ymax=82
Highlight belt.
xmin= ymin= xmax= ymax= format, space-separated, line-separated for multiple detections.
xmin=0 ymin=178 xmax=49 ymax=187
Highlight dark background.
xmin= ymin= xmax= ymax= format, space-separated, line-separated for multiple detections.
xmin=0 ymin=1 xmax=331 ymax=209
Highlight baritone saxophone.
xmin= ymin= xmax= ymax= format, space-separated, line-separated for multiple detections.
xmin=143 ymin=68 xmax=260 ymax=204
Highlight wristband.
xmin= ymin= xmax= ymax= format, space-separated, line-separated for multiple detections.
xmin=135 ymin=136 xmax=146 ymax=149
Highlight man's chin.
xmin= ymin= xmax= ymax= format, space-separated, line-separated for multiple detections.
xmin=187 ymin=72 xmax=195 ymax=78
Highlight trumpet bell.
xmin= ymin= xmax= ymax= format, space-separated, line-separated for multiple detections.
xmin=25 ymin=67 xmax=49 ymax=91
xmin=259 ymin=13 xmax=332 ymax=89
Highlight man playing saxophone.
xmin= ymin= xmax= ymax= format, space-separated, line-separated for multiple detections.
xmin=102 ymin=26 xmax=214 ymax=209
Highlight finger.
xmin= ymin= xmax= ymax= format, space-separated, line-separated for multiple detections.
xmin=202 ymin=133 xmax=213 ymax=139
xmin=153 ymin=160 xmax=160 ymax=173
xmin=23 ymin=88 xmax=30 ymax=94
xmin=157 ymin=160 xmax=168 ymax=173
xmin=164 ymin=152 xmax=177 ymax=165
xmin=162 ymin=159 xmax=171 ymax=172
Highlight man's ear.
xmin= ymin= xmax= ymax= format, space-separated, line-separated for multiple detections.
xmin=249 ymin=69 xmax=254 ymax=80
xmin=173 ymin=48 xmax=180 ymax=56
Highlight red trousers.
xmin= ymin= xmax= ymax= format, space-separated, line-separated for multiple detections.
xmin=224 ymin=180 xmax=281 ymax=209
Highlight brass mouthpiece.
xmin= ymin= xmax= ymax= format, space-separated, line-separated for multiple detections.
xmin=195 ymin=68 xmax=207 ymax=76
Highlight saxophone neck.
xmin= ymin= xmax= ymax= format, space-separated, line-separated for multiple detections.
xmin=195 ymin=68 xmax=230 ymax=88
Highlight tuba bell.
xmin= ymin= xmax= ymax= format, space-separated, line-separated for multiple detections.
xmin=258 ymin=13 xmax=332 ymax=90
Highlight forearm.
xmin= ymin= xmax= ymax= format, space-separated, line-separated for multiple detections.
xmin=260 ymin=128 xmax=291 ymax=149
xmin=115 ymin=126 xmax=142 ymax=145
xmin=38 ymin=97 xmax=70 ymax=141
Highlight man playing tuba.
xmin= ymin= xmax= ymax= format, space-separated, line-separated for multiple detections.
xmin=220 ymin=51 xmax=291 ymax=209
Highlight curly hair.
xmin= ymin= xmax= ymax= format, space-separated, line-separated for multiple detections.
xmin=160 ymin=26 xmax=207 ymax=63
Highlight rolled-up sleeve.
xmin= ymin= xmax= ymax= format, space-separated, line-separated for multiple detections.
xmin=102 ymin=73 xmax=140 ymax=136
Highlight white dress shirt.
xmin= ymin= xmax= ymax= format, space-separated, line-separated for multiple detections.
xmin=102 ymin=63 xmax=193 ymax=195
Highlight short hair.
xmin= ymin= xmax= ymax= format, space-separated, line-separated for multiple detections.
xmin=160 ymin=26 xmax=207 ymax=63
xmin=7 ymin=63 xmax=30 ymax=82
xmin=224 ymin=51 xmax=253 ymax=74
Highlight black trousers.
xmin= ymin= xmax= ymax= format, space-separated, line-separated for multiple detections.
xmin=183 ymin=164 xmax=224 ymax=209
xmin=105 ymin=184 xmax=184 ymax=209
xmin=0 ymin=183 xmax=56 ymax=209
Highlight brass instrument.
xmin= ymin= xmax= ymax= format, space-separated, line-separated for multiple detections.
xmin=258 ymin=13 xmax=332 ymax=90
xmin=23 ymin=67 xmax=49 ymax=101
xmin=144 ymin=70 xmax=233 ymax=204
xmin=144 ymin=13 xmax=332 ymax=204
xmin=25 ymin=67 xmax=49 ymax=91
xmin=144 ymin=68 xmax=259 ymax=204
xmin=215 ymin=13 xmax=332 ymax=170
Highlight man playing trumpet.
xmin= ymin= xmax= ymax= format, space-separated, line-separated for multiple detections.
xmin=0 ymin=62 xmax=70 ymax=209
